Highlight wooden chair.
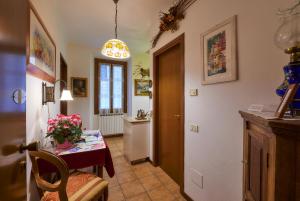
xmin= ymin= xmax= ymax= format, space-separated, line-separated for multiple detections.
xmin=29 ymin=150 xmax=109 ymax=201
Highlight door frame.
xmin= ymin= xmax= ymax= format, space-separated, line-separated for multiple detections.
xmin=152 ymin=33 xmax=185 ymax=190
xmin=60 ymin=53 xmax=68 ymax=115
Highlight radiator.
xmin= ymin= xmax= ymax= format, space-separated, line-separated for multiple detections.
xmin=98 ymin=114 xmax=124 ymax=136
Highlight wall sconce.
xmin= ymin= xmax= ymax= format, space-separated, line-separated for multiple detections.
xmin=42 ymin=80 xmax=73 ymax=105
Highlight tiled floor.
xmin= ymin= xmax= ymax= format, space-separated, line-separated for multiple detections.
xmin=104 ymin=136 xmax=186 ymax=201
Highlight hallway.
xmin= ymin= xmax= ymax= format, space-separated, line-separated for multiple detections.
xmin=104 ymin=137 xmax=186 ymax=201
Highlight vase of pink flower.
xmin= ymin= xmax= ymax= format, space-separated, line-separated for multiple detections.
xmin=46 ymin=114 xmax=83 ymax=149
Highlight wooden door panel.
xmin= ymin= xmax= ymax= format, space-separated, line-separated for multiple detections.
xmin=245 ymin=131 xmax=269 ymax=201
xmin=249 ymin=136 xmax=262 ymax=201
xmin=0 ymin=0 xmax=28 ymax=200
xmin=157 ymin=43 xmax=183 ymax=185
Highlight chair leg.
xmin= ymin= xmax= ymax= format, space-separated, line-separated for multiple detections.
xmin=103 ymin=186 xmax=108 ymax=201
xmin=98 ymin=186 xmax=108 ymax=201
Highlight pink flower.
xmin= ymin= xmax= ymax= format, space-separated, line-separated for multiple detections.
xmin=48 ymin=126 xmax=55 ymax=133
xmin=48 ymin=118 xmax=58 ymax=126
xmin=63 ymin=124 xmax=69 ymax=129
xmin=57 ymin=114 xmax=66 ymax=118
xmin=71 ymin=114 xmax=81 ymax=120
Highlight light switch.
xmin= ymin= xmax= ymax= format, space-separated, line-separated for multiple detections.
xmin=189 ymin=89 xmax=198 ymax=96
xmin=190 ymin=125 xmax=199 ymax=133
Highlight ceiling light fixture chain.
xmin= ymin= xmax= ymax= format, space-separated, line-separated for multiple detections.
xmin=114 ymin=0 xmax=118 ymax=39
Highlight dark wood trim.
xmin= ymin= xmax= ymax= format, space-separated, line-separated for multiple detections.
xmin=94 ymin=58 xmax=127 ymax=115
xmin=102 ymin=133 xmax=124 ymax=138
xmin=94 ymin=59 xmax=100 ymax=114
xmin=60 ymin=53 xmax=68 ymax=115
xmin=27 ymin=1 xmax=56 ymax=83
xmin=181 ymin=190 xmax=194 ymax=201
xmin=130 ymin=157 xmax=149 ymax=165
xmin=110 ymin=65 xmax=114 ymax=113
xmin=27 ymin=64 xmax=56 ymax=83
xmin=152 ymin=33 xmax=185 ymax=190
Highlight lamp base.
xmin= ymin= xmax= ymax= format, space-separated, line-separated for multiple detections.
xmin=276 ymin=63 xmax=300 ymax=116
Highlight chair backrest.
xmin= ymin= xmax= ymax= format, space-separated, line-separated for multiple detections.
xmin=29 ymin=150 xmax=69 ymax=201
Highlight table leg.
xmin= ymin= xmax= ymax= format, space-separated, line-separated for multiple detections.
xmin=98 ymin=165 xmax=103 ymax=178
xmin=93 ymin=165 xmax=97 ymax=174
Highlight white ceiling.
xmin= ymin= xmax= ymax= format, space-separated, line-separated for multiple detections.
xmin=58 ymin=0 xmax=173 ymax=54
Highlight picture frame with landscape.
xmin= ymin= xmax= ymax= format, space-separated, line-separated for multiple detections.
xmin=27 ymin=4 xmax=56 ymax=83
xmin=134 ymin=79 xmax=150 ymax=96
xmin=200 ymin=15 xmax=237 ymax=85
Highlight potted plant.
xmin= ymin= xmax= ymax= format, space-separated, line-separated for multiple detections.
xmin=46 ymin=114 xmax=82 ymax=149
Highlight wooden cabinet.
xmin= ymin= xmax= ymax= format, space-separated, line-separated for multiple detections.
xmin=240 ymin=111 xmax=300 ymax=201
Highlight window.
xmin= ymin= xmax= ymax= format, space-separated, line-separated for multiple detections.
xmin=94 ymin=58 xmax=127 ymax=115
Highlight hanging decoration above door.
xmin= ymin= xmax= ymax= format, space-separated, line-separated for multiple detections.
xmin=152 ymin=0 xmax=197 ymax=48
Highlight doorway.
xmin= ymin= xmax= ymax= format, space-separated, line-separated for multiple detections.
xmin=153 ymin=34 xmax=185 ymax=190
xmin=60 ymin=54 xmax=68 ymax=115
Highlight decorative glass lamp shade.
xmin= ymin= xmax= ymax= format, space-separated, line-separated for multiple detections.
xmin=274 ymin=14 xmax=300 ymax=51
xmin=60 ymin=90 xmax=73 ymax=101
xmin=274 ymin=12 xmax=300 ymax=112
xmin=101 ymin=39 xmax=130 ymax=59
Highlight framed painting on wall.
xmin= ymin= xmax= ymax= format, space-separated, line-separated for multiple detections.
xmin=200 ymin=15 xmax=237 ymax=85
xmin=71 ymin=77 xmax=88 ymax=97
xmin=27 ymin=3 xmax=56 ymax=83
xmin=135 ymin=79 xmax=150 ymax=96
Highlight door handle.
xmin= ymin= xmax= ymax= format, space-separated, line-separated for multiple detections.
xmin=19 ymin=141 xmax=38 ymax=153
xmin=174 ymin=114 xmax=181 ymax=119
xmin=241 ymin=160 xmax=248 ymax=164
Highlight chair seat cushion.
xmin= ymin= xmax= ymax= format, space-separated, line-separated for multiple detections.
xmin=41 ymin=171 xmax=108 ymax=201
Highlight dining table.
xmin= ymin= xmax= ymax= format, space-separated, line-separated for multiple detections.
xmin=37 ymin=130 xmax=115 ymax=178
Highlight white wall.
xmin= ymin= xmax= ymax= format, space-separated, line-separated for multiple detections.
xmin=67 ymin=44 xmax=94 ymax=129
xmin=66 ymin=44 xmax=134 ymax=130
xmin=149 ymin=0 xmax=290 ymax=200
xmin=26 ymin=0 xmax=67 ymax=200
xmin=131 ymin=52 xmax=151 ymax=117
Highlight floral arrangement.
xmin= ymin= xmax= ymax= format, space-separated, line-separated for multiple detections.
xmin=46 ymin=114 xmax=82 ymax=144
xmin=152 ymin=0 xmax=197 ymax=48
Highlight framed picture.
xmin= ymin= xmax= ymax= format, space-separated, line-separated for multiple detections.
xmin=71 ymin=77 xmax=88 ymax=97
xmin=135 ymin=79 xmax=150 ymax=96
xmin=27 ymin=3 xmax=56 ymax=83
xmin=275 ymin=84 xmax=299 ymax=118
xmin=200 ymin=15 xmax=237 ymax=85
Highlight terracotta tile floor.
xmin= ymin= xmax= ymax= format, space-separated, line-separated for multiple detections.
xmin=104 ymin=136 xmax=186 ymax=201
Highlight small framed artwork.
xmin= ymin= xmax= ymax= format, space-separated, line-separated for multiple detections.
xmin=135 ymin=79 xmax=150 ymax=96
xmin=200 ymin=15 xmax=237 ymax=85
xmin=27 ymin=3 xmax=56 ymax=83
xmin=71 ymin=77 xmax=88 ymax=97
xmin=275 ymin=84 xmax=299 ymax=118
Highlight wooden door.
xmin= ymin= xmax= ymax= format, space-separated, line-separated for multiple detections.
xmin=0 ymin=0 xmax=28 ymax=200
xmin=60 ymin=54 xmax=68 ymax=115
xmin=244 ymin=129 xmax=269 ymax=201
xmin=154 ymin=35 xmax=184 ymax=186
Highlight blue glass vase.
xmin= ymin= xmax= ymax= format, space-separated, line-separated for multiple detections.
xmin=276 ymin=63 xmax=300 ymax=109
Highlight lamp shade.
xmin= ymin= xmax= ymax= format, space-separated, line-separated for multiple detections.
xmin=101 ymin=39 xmax=130 ymax=59
xmin=274 ymin=13 xmax=300 ymax=50
xmin=60 ymin=90 xmax=73 ymax=101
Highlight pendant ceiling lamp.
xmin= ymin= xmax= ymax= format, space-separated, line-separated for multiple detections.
xmin=101 ymin=0 xmax=130 ymax=59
